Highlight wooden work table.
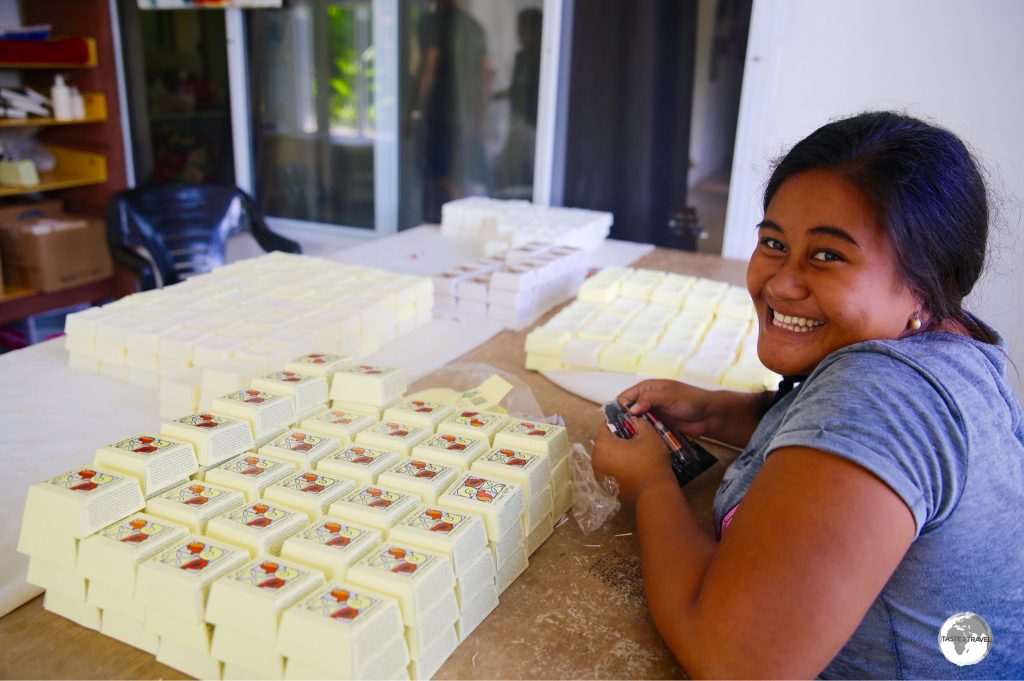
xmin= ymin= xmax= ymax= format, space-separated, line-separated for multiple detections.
xmin=0 ymin=248 xmax=749 ymax=679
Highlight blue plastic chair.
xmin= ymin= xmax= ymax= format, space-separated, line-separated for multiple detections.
xmin=106 ymin=183 xmax=301 ymax=290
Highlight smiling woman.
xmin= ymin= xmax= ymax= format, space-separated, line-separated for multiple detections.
xmin=592 ymin=112 xmax=1024 ymax=678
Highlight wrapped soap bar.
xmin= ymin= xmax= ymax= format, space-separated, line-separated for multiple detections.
xmin=491 ymin=532 xmax=529 ymax=594
xmin=317 ymin=444 xmax=402 ymax=486
xmin=493 ymin=418 xmax=570 ymax=466
xmin=329 ymin=364 xmax=407 ymax=407
xmin=282 ymin=353 xmax=354 ymax=383
xmin=277 ymin=581 xmax=408 ymax=672
xmin=406 ymin=598 xmax=458 ymax=659
xmin=451 ymin=546 xmax=497 ymax=608
xmin=87 ymin=579 xmax=144 ymax=620
xmin=437 ymin=410 xmax=508 ymax=444
xmin=471 ymin=448 xmax=554 ymax=532
xmin=328 ymin=485 xmax=419 ymax=534
xmin=27 ymin=557 xmax=86 ymax=600
xmin=408 ymin=626 xmax=459 ymax=680
xmin=376 ymin=459 xmax=458 ymax=503
xmin=43 ymin=591 xmax=100 ymax=631
xmin=101 ymin=609 xmax=159 ymax=654
xmin=259 ymin=429 xmax=341 ymax=469
xmin=76 ymin=512 xmax=188 ymax=591
xmin=136 ymin=535 xmax=248 ymax=622
xmin=207 ymin=556 xmax=325 ymax=640
xmin=411 ymin=433 xmax=489 ymax=470
xmin=354 ymin=421 xmax=431 ymax=456
xmin=205 ymin=500 xmax=308 ymax=556
xmin=438 ymin=473 xmax=525 ymax=542
xmin=252 ymin=370 xmax=329 ymax=420
xmin=280 ymin=518 xmax=382 ymax=580
xmin=388 ymin=504 xmax=488 ymax=578
xmin=212 ymin=389 xmax=296 ymax=445
xmin=156 ymin=637 xmax=222 ymax=681
xmin=347 ymin=544 xmax=456 ymax=626
xmin=22 ymin=466 xmax=144 ymax=538
xmin=526 ymin=515 xmax=555 ymax=555
xmin=263 ymin=469 xmax=356 ymax=519
xmin=212 ymin=625 xmax=287 ymax=679
xmin=382 ymin=399 xmax=455 ymax=431
xmin=300 ymin=408 xmax=375 ymax=443
xmin=144 ymin=607 xmax=213 ymax=651
xmin=204 ymin=453 xmax=297 ymax=501
xmin=93 ymin=434 xmax=198 ymax=497
xmin=16 ymin=522 xmax=78 ymax=569
xmin=554 ymin=482 xmax=574 ymax=519
xmin=331 ymin=398 xmax=399 ymax=420
xmin=199 ymin=359 xmax=262 ymax=410
xmin=144 ymin=480 xmax=245 ymax=533
xmin=457 ymin=579 xmax=498 ymax=641
xmin=161 ymin=412 xmax=255 ymax=467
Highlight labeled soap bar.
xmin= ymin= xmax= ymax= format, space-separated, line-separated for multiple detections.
xmin=259 ymin=429 xmax=341 ymax=469
xmin=22 ymin=465 xmax=145 ymax=539
xmin=263 ymin=470 xmax=356 ymax=519
xmin=493 ymin=418 xmax=570 ymax=466
xmin=93 ymin=434 xmax=198 ymax=497
xmin=277 ymin=580 xmax=407 ymax=674
xmin=280 ymin=517 xmax=383 ymax=580
xmin=317 ymin=444 xmax=403 ymax=486
xmin=282 ymin=353 xmax=354 ymax=382
xmin=161 ymin=413 xmax=254 ymax=467
xmin=206 ymin=555 xmax=325 ymax=640
xmin=354 ymin=421 xmax=431 ymax=456
xmin=252 ymin=371 xmax=329 ymax=420
xmin=438 ymin=473 xmax=525 ymax=542
xmin=144 ymin=480 xmax=245 ymax=533
xmin=76 ymin=512 xmax=189 ymax=591
xmin=327 ymin=485 xmax=419 ymax=534
xmin=204 ymin=453 xmax=297 ymax=501
xmin=381 ymin=399 xmax=455 ymax=431
xmin=411 ymin=433 xmax=489 ymax=470
xmin=388 ymin=504 xmax=488 ymax=577
xmin=436 ymin=410 xmax=508 ymax=444
xmin=471 ymin=448 xmax=554 ymax=532
xmin=135 ymin=534 xmax=249 ymax=622
xmin=376 ymin=459 xmax=458 ymax=503
xmin=212 ymin=389 xmax=296 ymax=443
xmin=300 ymin=408 xmax=376 ymax=443
xmin=346 ymin=544 xmax=456 ymax=625
xmin=329 ymin=364 xmax=407 ymax=407
xmin=205 ymin=500 xmax=308 ymax=557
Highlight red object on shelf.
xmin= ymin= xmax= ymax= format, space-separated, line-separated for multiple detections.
xmin=0 ymin=37 xmax=91 ymax=65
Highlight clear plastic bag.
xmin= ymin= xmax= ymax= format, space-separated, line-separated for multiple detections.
xmin=417 ymin=361 xmax=550 ymax=421
xmin=569 ymin=442 xmax=621 ymax=534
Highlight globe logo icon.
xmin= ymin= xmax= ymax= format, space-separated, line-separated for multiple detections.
xmin=938 ymin=612 xmax=992 ymax=666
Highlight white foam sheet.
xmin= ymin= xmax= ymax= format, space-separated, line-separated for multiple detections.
xmin=540 ymin=369 xmax=730 ymax=406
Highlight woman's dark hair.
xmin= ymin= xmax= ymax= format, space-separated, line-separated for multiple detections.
xmin=764 ymin=111 xmax=995 ymax=343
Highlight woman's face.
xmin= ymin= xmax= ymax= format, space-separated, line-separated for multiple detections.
xmin=746 ymin=169 xmax=919 ymax=376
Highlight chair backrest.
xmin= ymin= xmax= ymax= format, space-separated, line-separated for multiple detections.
xmin=107 ymin=183 xmax=295 ymax=288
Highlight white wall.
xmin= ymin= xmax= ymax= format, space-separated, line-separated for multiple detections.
xmin=723 ymin=0 xmax=1024 ymax=398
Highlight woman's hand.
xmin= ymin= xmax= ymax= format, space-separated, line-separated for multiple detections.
xmin=592 ymin=414 xmax=676 ymax=505
xmin=619 ymin=379 xmax=716 ymax=438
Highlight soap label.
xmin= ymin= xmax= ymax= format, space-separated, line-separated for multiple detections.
xmin=302 ymin=520 xmax=370 ymax=549
xmin=365 ymin=546 xmax=434 ymax=576
xmin=101 ymin=516 xmax=173 ymax=544
xmin=176 ymin=413 xmax=229 ymax=429
xmin=225 ymin=502 xmax=296 ymax=530
xmin=112 ymin=435 xmax=176 ymax=456
xmin=303 ymin=586 xmax=380 ymax=622
xmin=348 ymin=487 xmax=407 ymax=509
xmin=503 ymin=420 xmax=559 ymax=440
xmin=282 ymin=472 xmax=344 ymax=496
xmin=481 ymin=448 xmax=538 ymax=468
xmin=159 ymin=540 xmax=231 ymax=574
xmin=451 ymin=476 xmax=510 ymax=504
xmin=229 ymin=560 xmax=306 ymax=592
xmin=165 ymin=483 xmax=229 ymax=506
xmin=222 ymin=455 xmax=285 ymax=478
xmin=47 ymin=468 xmax=118 ymax=493
xmin=271 ymin=431 xmax=326 ymax=452
xmin=390 ymin=460 xmax=446 ymax=480
xmin=405 ymin=508 xmax=467 ymax=534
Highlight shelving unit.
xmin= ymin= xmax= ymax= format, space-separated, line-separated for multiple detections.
xmin=0 ymin=36 xmax=98 ymax=68
xmin=0 ymin=145 xmax=107 ymax=197
xmin=0 ymin=91 xmax=107 ymax=127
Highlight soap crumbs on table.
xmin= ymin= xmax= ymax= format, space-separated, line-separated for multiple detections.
xmin=583 ymin=544 xmax=601 ymax=548
xmin=615 ymin=532 xmax=633 ymax=537
xmin=555 ymin=515 xmax=570 ymax=529
xmin=472 ymin=651 xmax=478 ymax=666
xmin=572 ymin=554 xmax=583 ymax=566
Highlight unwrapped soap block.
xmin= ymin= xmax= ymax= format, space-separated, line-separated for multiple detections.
xmin=382 ymin=399 xmax=455 ymax=431
xmin=22 ymin=466 xmax=144 ymax=538
xmin=101 ymin=609 xmax=159 ymax=654
xmin=438 ymin=473 xmax=525 ymax=542
xmin=376 ymin=459 xmax=458 ymax=503
xmin=93 ymin=434 xmax=198 ymax=497
xmin=76 ymin=512 xmax=188 ymax=591
xmin=263 ymin=470 xmax=356 ymax=519
xmin=161 ymin=412 xmax=255 ymax=467
xmin=43 ymin=590 xmax=100 ymax=631
xmin=212 ymin=389 xmax=296 ymax=444
xmin=330 ymin=364 xmax=407 ymax=407
xmin=317 ymin=444 xmax=402 ymax=486
xmin=143 ymin=607 xmax=212 ymax=651
xmin=347 ymin=544 xmax=456 ymax=626
xmin=252 ymin=371 xmax=329 ymax=420
xmin=280 ymin=518 xmax=383 ymax=580
xmin=205 ymin=500 xmax=308 ymax=556
xmin=388 ymin=504 xmax=488 ymax=578
xmin=144 ymin=480 xmax=245 ymax=534
xmin=204 ymin=453 xmax=297 ymax=501
xmin=411 ymin=433 xmax=489 ymax=470
xmin=355 ymin=421 xmax=431 ymax=456
xmin=156 ymin=637 xmax=222 ymax=680
xmin=300 ymin=408 xmax=376 ymax=443
xmin=436 ymin=410 xmax=508 ymax=444
xmin=328 ymin=485 xmax=419 ymax=534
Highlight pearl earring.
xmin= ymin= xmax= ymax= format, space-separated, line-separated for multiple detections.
xmin=909 ymin=317 xmax=922 ymax=330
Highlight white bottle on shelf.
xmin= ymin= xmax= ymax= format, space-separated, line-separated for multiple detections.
xmin=70 ymin=86 xmax=85 ymax=120
xmin=50 ymin=75 xmax=73 ymax=121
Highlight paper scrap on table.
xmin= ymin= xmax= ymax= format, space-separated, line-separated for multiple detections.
xmin=406 ymin=374 xmax=513 ymax=412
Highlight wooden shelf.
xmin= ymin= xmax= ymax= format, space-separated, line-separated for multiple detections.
xmin=0 ymin=37 xmax=97 ymax=69
xmin=0 ymin=277 xmax=115 ymax=326
xmin=0 ymin=145 xmax=107 ymax=197
xmin=0 ymin=92 xmax=106 ymax=127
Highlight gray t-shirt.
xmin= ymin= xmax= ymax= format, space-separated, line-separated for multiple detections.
xmin=713 ymin=327 xmax=1024 ymax=678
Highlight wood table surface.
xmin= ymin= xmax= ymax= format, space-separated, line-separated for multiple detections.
xmin=0 ymin=248 xmax=750 ymax=680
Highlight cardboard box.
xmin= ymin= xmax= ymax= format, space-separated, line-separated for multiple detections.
xmin=0 ymin=200 xmax=113 ymax=293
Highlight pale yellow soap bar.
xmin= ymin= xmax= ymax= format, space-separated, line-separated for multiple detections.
xmin=355 ymin=421 xmax=431 ymax=456
xmin=204 ymin=453 xmax=297 ymax=501
xmin=347 ymin=544 xmax=456 ymax=626
xmin=436 ymin=410 xmax=508 ymax=444
xmin=284 ymin=646 xmax=409 ymax=681
xmin=438 ymin=473 xmax=525 ymax=542
xmin=259 ymin=429 xmax=341 ymax=469
xmin=212 ymin=389 xmax=296 ymax=444
xmin=263 ymin=469 xmax=356 ymax=519
xmin=280 ymin=517 xmax=382 ymax=579
xmin=330 ymin=364 xmax=407 ymax=407
xmin=457 ymin=580 xmax=498 ymax=641
xmin=135 ymin=534 xmax=248 ymax=622
xmin=554 ymin=482 xmax=574 ymax=518
xmin=212 ymin=626 xmax=285 ymax=679
xmin=471 ymin=450 xmax=554 ymax=533
xmin=328 ymin=485 xmax=419 ymax=533
xmin=527 ymin=515 xmax=555 ymax=555
xmin=156 ymin=637 xmax=222 ymax=681
xmin=206 ymin=555 xmax=325 ymax=640
xmin=317 ymin=444 xmax=403 ymax=486
xmin=388 ymin=504 xmax=488 ymax=577
xmin=77 ymin=512 xmax=188 ymax=591
xmin=87 ymin=579 xmax=142 ymax=620
xmin=93 ymin=433 xmax=198 ymax=497
xmin=492 ymin=537 xmax=528 ymax=594
xmin=331 ymin=398 xmax=399 ymax=420
xmin=21 ymin=465 xmax=144 ymax=539
xmin=16 ymin=521 xmax=77 ymax=569
xmin=27 ymin=556 xmax=86 ymax=599
xmin=408 ymin=626 xmax=458 ymax=680
xmin=144 ymin=480 xmax=245 ymax=534
xmin=411 ymin=433 xmax=489 ymax=470
xmin=143 ymin=606 xmax=213 ymax=651
xmin=205 ymin=500 xmax=308 ymax=557
xmin=382 ymin=399 xmax=455 ymax=431
xmin=405 ymin=599 xmax=458 ymax=659
xmin=300 ymin=408 xmax=375 ymax=443
xmin=43 ymin=590 xmax=100 ymax=631
xmin=493 ymin=418 xmax=570 ymax=466
xmin=376 ymin=459 xmax=458 ymax=503
xmin=277 ymin=580 xmax=407 ymax=675
xmin=101 ymin=609 xmax=159 ymax=654
xmin=161 ymin=412 xmax=255 ymax=467
xmin=282 ymin=353 xmax=354 ymax=382
xmin=252 ymin=371 xmax=329 ymax=419
xmin=453 ymin=546 xmax=497 ymax=607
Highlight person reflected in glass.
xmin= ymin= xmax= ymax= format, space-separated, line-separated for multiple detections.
xmin=493 ymin=7 xmax=542 ymax=196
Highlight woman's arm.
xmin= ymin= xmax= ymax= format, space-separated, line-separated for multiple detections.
xmin=593 ymin=421 xmax=915 ymax=678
